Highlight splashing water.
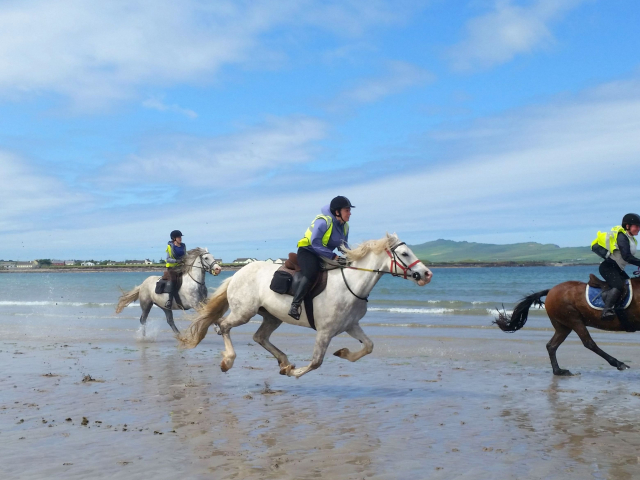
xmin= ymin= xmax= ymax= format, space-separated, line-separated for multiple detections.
xmin=135 ymin=318 xmax=163 ymax=342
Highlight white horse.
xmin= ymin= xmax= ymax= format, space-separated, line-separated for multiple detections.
xmin=116 ymin=248 xmax=221 ymax=335
xmin=179 ymin=234 xmax=432 ymax=378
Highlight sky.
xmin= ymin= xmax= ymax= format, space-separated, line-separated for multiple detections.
xmin=1 ymin=0 xmax=640 ymax=261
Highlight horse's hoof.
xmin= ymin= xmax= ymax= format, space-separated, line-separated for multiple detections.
xmin=220 ymin=360 xmax=232 ymax=372
xmin=617 ymin=363 xmax=630 ymax=371
xmin=281 ymin=365 xmax=295 ymax=377
xmin=333 ymin=348 xmax=349 ymax=358
xmin=554 ymin=369 xmax=574 ymax=376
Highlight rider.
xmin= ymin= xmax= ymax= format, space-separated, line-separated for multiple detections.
xmin=288 ymin=196 xmax=354 ymax=320
xmin=164 ymin=230 xmax=187 ymax=309
xmin=592 ymin=213 xmax=640 ymax=320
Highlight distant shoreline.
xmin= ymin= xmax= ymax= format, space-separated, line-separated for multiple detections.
xmin=0 ymin=262 xmax=598 ymax=273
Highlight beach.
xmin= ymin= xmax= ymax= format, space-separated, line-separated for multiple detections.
xmin=2 ymin=268 xmax=640 ymax=479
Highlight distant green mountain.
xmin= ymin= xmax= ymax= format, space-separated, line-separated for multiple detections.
xmin=407 ymin=239 xmax=595 ymax=264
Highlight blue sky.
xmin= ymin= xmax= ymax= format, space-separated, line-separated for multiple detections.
xmin=2 ymin=0 xmax=640 ymax=261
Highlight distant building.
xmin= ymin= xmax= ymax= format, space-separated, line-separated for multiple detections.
xmin=144 ymin=259 xmax=153 ymax=265
xmin=213 ymin=258 xmax=223 ymax=264
xmin=273 ymin=258 xmax=286 ymax=265
xmin=15 ymin=261 xmax=37 ymax=269
xmin=81 ymin=262 xmax=95 ymax=266
xmin=264 ymin=258 xmax=275 ymax=264
xmin=107 ymin=262 xmax=116 ymax=266
xmin=51 ymin=260 xmax=65 ymax=266
xmin=232 ymin=258 xmax=257 ymax=264
xmin=0 ymin=261 xmax=16 ymax=269
xmin=125 ymin=260 xmax=144 ymax=265
xmin=64 ymin=260 xmax=75 ymax=266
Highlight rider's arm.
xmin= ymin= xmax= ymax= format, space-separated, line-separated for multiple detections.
xmin=617 ymin=232 xmax=640 ymax=267
xmin=310 ymin=218 xmax=338 ymax=259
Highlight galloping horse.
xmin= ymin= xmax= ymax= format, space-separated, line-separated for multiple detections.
xmin=495 ymin=275 xmax=640 ymax=376
xmin=116 ymin=248 xmax=221 ymax=335
xmin=179 ymin=234 xmax=433 ymax=378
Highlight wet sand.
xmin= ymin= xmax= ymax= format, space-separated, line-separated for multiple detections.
xmin=3 ymin=320 xmax=640 ymax=479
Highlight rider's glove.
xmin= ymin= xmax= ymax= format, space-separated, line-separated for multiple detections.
xmin=335 ymin=256 xmax=348 ymax=267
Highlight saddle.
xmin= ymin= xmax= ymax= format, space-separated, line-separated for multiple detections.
xmin=269 ymin=252 xmax=328 ymax=330
xmin=586 ymin=274 xmax=632 ymax=311
xmin=155 ymin=270 xmax=184 ymax=307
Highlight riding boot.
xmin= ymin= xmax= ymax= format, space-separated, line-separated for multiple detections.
xmin=601 ymin=288 xmax=622 ymax=320
xmin=288 ymin=277 xmax=311 ymax=320
xmin=164 ymin=282 xmax=174 ymax=309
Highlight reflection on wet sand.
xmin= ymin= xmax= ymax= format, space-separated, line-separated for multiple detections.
xmin=5 ymin=327 xmax=640 ymax=478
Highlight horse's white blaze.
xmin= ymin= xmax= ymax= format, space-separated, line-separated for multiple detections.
xmin=191 ymin=234 xmax=432 ymax=378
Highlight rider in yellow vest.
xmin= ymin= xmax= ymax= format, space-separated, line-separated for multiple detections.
xmin=163 ymin=230 xmax=186 ymax=309
xmin=591 ymin=213 xmax=640 ymax=319
xmin=288 ymin=196 xmax=354 ymax=320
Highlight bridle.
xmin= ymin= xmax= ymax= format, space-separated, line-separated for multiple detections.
xmin=337 ymin=242 xmax=425 ymax=302
xmin=185 ymin=253 xmax=217 ymax=286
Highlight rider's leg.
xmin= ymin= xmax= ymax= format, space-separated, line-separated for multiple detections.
xmin=599 ymin=259 xmax=625 ymax=320
xmin=288 ymin=248 xmax=320 ymax=320
xmin=333 ymin=323 xmax=374 ymax=362
xmin=164 ymin=282 xmax=174 ymax=309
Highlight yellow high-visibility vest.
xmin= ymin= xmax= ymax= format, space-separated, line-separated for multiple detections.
xmin=591 ymin=225 xmax=637 ymax=256
xmin=297 ymin=214 xmax=348 ymax=248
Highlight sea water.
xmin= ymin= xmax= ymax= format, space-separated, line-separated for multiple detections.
xmin=0 ymin=265 xmax=616 ymax=341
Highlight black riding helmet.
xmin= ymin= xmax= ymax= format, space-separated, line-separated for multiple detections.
xmin=330 ymin=196 xmax=355 ymax=217
xmin=622 ymin=213 xmax=640 ymax=229
xmin=170 ymin=230 xmax=183 ymax=240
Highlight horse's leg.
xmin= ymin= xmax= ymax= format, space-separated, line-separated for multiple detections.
xmin=218 ymin=312 xmax=253 ymax=372
xmin=545 ymin=322 xmax=572 ymax=376
xmin=253 ymin=313 xmax=294 ymax=374
xmin=139 ymin=300 xmax=153 ymax=337
xmin=163 ymin=308 xmax=180 ymax=335
xmin=573 ymin=322 xmax=630 ymax=371
xmin=333 ymin=323 xmax=373 ymax=362
xmin=286 ymin=331 xmax=332 ymax=378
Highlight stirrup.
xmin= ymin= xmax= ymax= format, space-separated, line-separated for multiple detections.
xmin=288 ymin=302 xmax=302 ymax=320
xmin=601 ymin=308 xmax=616 ymax=321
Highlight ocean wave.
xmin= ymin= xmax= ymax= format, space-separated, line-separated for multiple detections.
xmin=0 ymin=301 xmax=128 ymax=307
xmin=368 ymin=306 xmax=548 ymax=316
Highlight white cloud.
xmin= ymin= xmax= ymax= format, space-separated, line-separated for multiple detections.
xmin=448 ymin=0 xmax=585 ymax=71
xmin=142 ymin=97 xmax=197 ymax=118
xmin=111 ymin=116 xmax=327 ymax=187
xmin=6 ymin=77 xmax=640 ymax=259
xmin=0 ymin=152 xmax=85 ymax=231
xmin=331 ymin=61 xmax=434 ymax=108
xmin=0 ymin=0 xmax=418 ymax=109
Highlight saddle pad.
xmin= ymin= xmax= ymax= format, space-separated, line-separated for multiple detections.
xmin=586 ymin=280 xmax=633 ymax=310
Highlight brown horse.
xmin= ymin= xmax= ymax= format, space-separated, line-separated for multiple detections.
xmin=495 ymin=275 xmax=640 ymax=376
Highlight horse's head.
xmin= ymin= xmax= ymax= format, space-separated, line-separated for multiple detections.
xmin=387 ymin=241 xmax=432 ymax=286
xmin=200 ymin=249 xmax=222 ymax=276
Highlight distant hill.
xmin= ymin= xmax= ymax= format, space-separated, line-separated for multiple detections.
xmin=407 ymin=239 xmax=595 ymax=264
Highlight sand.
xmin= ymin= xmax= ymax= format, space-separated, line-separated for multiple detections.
xmin=2 ymin=319 xmax=640 ymax=479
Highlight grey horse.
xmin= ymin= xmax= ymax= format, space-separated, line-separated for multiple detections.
xmin=115 ymin=248 xmax=221 ymax=335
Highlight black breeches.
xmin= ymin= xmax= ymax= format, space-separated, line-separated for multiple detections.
xmin=297 ymin=247 xmax=322 ymax=283
xmin=599 ymin=258 xmax=629 ymax=291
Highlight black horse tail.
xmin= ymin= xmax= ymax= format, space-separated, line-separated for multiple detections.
xmin=494 ymin=289 xmax=550 ymax=333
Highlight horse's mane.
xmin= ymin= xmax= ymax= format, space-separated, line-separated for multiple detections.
xmin=173 ymin=247 xmax=209 ymax=274
xmin=344 ymin=233 xmax=399 ymax=261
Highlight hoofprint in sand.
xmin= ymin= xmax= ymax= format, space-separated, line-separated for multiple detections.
xmin=3 ymin=321 xmax=640 ymax=479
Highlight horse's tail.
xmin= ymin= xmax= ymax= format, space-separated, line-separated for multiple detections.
xmin=178 ymin=277 xmax=232 ymax=349
xmin=115 ymin=285 xmax=141 ymax=314
xmin=494 ymin=289 xmax=550 ymax=332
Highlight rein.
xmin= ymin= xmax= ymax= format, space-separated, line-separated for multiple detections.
xmin=335 ymin=242 xmax=423 ymax=302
